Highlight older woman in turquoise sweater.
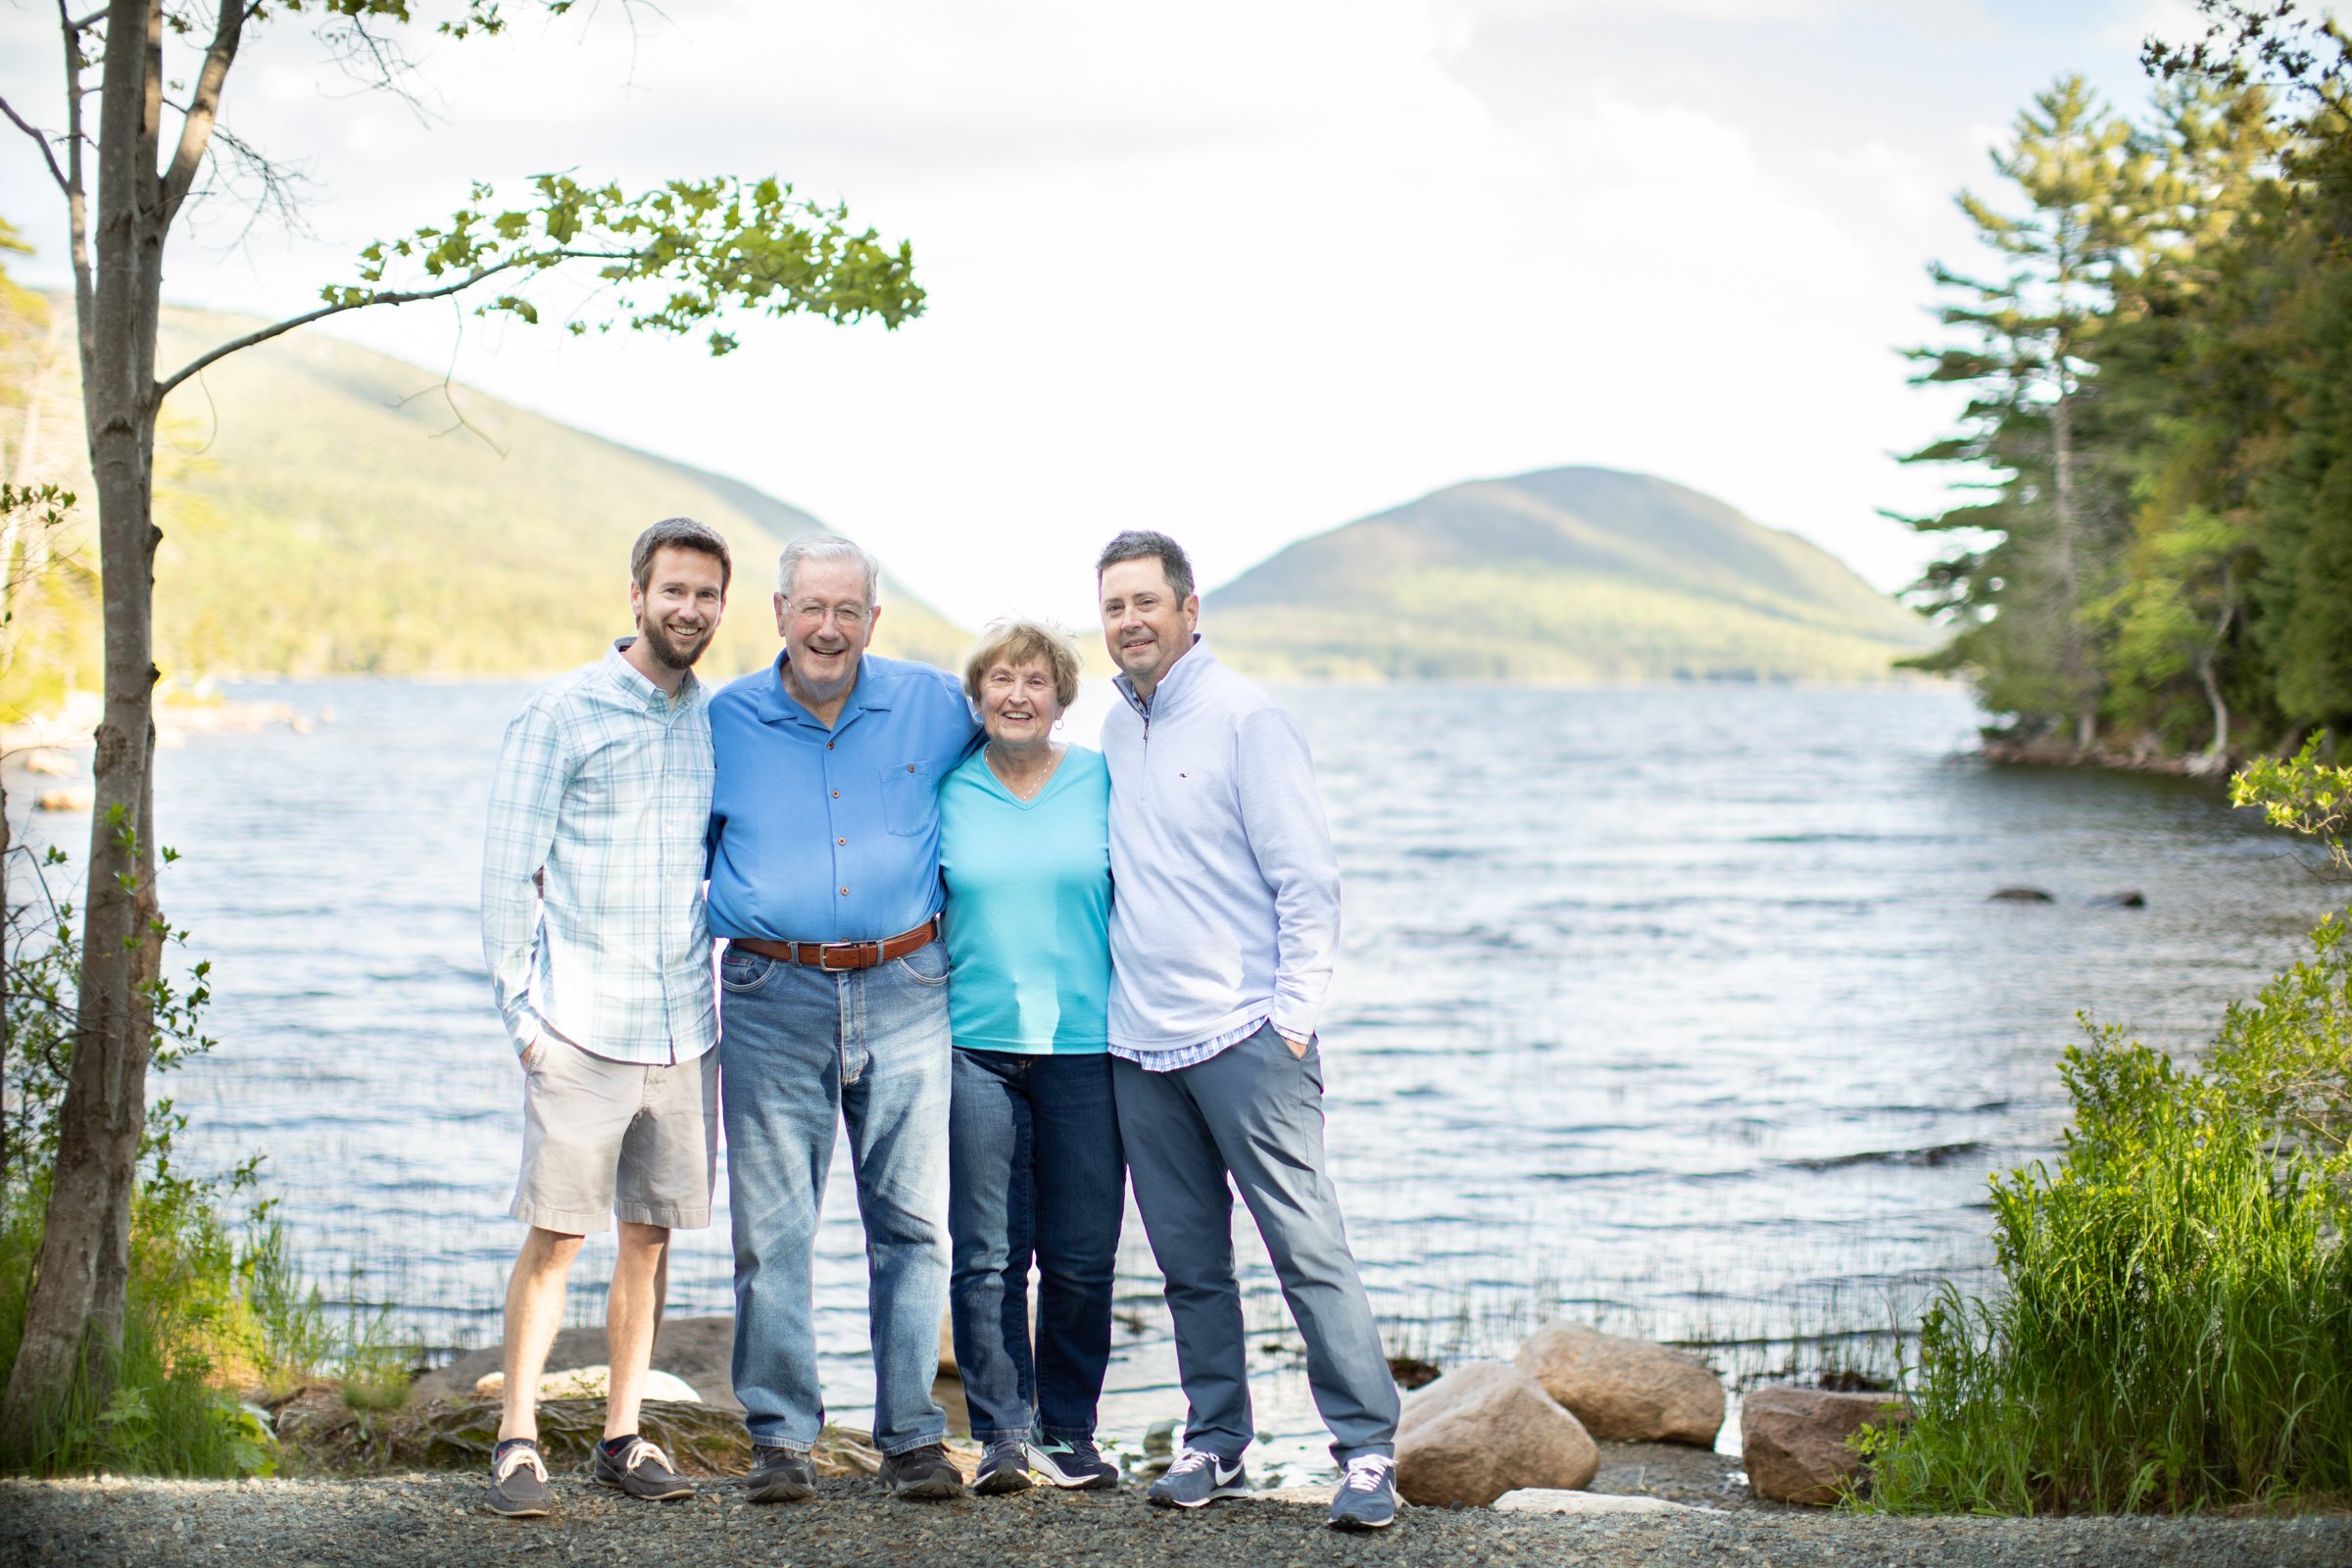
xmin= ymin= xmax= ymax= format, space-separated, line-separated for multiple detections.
xmin=937 ymin=619 xmax=1124 ymax=1495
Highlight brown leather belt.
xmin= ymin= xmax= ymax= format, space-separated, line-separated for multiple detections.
xmin=730 ymin=918 xmax=939 ymax=973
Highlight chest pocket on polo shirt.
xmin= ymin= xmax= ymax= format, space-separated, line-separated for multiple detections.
xmin=881 ymin=760 xmax=935 ymax=836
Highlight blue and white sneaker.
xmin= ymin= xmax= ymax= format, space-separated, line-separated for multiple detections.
xmin=1327 ymin=1454 xmax=1397 ymax=1530
xmin=1025 ymin=1432 xmax=1119 ymax=1491
xmin=1146 ymin=1447 xmax=1249 ymax=1508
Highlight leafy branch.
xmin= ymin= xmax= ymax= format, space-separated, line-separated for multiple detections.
xmin=2233 ymin=736 xmax=2352 ymax=871
xmin=157 ymin=172 xmax=922 ymax=399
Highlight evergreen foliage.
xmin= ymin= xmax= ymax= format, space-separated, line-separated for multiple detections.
xmin=1902 ymin=3 xmax=2352 ymax=761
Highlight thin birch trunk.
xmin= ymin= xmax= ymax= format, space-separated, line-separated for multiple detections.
xmin=2048 ymin=384 xmax=2097 ymax=753
xmin=0 ymin=0 xmax=166 ymax=1442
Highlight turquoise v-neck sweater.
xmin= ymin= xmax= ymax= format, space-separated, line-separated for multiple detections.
xmin=938 ymin=744 xmax=1112 ymax=1053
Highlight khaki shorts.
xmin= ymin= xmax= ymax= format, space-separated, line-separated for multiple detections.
xmin=511 ymin=1039 xmax=718 ymax=1234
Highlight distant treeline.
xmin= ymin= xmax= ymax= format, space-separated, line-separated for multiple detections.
xmin=1902 ymin=5 xmax=2352 ymax=765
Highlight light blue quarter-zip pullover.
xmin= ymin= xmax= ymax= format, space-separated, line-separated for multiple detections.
xmin=1102 ymin=636 xmax=1341 ymax=1056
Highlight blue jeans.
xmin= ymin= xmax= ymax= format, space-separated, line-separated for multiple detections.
xmin=1111 ymin=1021 xmax=1399 ymax=1466
xmin=947 ymin=1048 xmax=1124 ymax=1443
xmin=717 ymin=938 xmax=953 ymax=1456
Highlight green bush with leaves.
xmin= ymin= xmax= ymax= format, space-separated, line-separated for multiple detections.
xmin=2232 ymin=736 xmax=2352 ymax=873
xmin=1866 ymin=747 xmax=2352 ymax=1513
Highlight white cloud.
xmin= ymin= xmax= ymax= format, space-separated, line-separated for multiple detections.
xmin=0 ymin=0 xmax=2177 ymax=623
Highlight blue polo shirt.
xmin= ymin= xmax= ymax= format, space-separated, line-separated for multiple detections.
xmin=707 ymin=652 xmax=981 ymax=943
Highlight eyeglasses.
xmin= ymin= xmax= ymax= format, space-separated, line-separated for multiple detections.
xmin=789 ymin=601 xmax=870 ymax=628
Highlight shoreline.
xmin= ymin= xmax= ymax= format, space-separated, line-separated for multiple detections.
xmin=4 ymin=1472 xmax=2346 ymax=1568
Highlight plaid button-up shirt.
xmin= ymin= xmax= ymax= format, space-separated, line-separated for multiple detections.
xmin=481 ymin=641 xmax=717 ymax=1065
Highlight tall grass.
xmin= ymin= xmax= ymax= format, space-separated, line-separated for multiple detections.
xmin=0 ymin=839 xmax=349 ymax=1475
xmin=0 ymin=1183 xmax=274 ymax=1477
xmin=1865 ymin=916 xmax=2352 ymax=1513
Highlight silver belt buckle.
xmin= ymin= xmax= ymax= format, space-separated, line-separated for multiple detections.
xmin=818 ymin=941 xmax=871 ymax=972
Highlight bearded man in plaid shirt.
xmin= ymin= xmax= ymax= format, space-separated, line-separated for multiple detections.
xmin=476 ymin=517 xmax=732 ymax=1518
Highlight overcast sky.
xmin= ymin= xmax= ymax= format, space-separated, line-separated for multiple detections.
xmin=0 ymin=0 xmax=2200 ymax=628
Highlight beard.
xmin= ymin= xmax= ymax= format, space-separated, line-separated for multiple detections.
xmin=637 ymin=611 xmax=712 ymax=671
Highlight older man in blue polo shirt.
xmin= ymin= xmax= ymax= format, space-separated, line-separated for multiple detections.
xmin=708 ymin=535 xmax=980 ymax=1503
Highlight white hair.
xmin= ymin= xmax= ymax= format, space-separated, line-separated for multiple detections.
xmin=776 ymin=534 xmax=881 ymax=607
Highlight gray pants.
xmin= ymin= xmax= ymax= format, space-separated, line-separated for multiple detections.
xmin=1110 ymin=1021 xmax=1399 ymax=1465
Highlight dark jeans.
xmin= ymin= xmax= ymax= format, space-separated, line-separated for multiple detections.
xmin=947 ymin=1047 xmax=1125 ymax=1442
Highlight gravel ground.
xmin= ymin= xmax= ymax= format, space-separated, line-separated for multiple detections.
xmin=5 ymin=1472 xmax=2348 ymax=1568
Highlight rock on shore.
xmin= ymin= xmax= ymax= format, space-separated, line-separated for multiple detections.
xmin=1394 ymin=1360 xmax=1597 ymax=1506
xmin=416 ymin=1317 xmax=744 ymax=1411
xmin=1513 ymin=1320 xmax=1725 ymax=1446
xmin=1740 ymin=1385 xmax=1913 ymax=1505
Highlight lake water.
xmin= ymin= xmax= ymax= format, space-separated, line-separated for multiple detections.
xmin=18 ymin=679 xmax=2343 ymax=1480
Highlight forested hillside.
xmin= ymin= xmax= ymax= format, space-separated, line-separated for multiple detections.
xmin=1206 ymin=466 xmax=1935 ymax=682
xmin=1899 ymin=6 xmax=2352 ymax=766
xmin=0 ymin=297 xmax=965 ymax=719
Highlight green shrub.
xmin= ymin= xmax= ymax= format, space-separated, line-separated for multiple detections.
xmin=1864 ymin=917 xmax=2352 ymax=1513
xmin=0 ymin=842 xmax=273 ymax=1476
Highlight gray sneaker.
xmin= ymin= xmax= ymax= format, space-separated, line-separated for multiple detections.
xmin=878 ymin=1442 xmax=965 ymax=1500
xmin=593 ymin=1436 xmax=694 ymax=1501
xmin=1146 ymin=1447 xmax=1249 ymax=1508
xmin=486 ymin=1440 xmax=552 ymax=1518
xmin=746 ymin=1444 xmax=817 ymax=1503
xmin=1327 ymin=1454 xmax=1397 ymax=1530
xmin=1026 ymin=1432 xmax=1119 ymax=1491
xmin=973 ymin=1439 xmax=1034 ymax=1494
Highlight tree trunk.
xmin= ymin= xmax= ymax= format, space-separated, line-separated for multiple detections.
xmin=1 ymin=770 xmax=11 ymax=1206
xmin=0 ymin=309 xmax=72 ymax=614
xmin=2195 ymin=594 xmax=2236 ymax=772
xmin=0 ymin=0 xmax=167 ymax=1446
xmin=2048 ymin=386 xmax=2099 ymax=754
xmin=88 ymin=743 xmax=161 ymax=1359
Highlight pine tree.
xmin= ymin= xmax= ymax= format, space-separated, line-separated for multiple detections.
xmin=2098 ymin=79 xmax=2294 ymax=762
xmin=1897 ymin=78 xmax=2154 ymax=752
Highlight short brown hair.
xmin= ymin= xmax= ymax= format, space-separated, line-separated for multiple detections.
xmin=962 ymin=619 xmax=1083 ymax=710
xmin=633 ymin=516 xmax=732 ymax=595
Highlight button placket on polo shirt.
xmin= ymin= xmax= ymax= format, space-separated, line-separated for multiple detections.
xmin=658 ymin=695 xmax=688 ymax=1063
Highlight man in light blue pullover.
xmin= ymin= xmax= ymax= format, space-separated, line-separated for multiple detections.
xmin=1095 ymin=529 xmax=1400 ymax=1532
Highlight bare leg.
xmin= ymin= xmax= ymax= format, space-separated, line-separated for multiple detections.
xmin=603 ymin=1221 xmax=671 ymax=1442
xmin=499 ymin=1226 xmax=585 ymax=1443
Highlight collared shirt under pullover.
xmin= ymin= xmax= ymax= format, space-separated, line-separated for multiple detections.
xmin=480 ymin=639 xmax=716 ymax=1065
xmin=707 ymin=651 xmax=981 ymax=944
xmin=1102 ymin=635 xmax=1341 ymax=1059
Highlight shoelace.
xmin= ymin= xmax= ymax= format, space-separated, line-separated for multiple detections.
xmin=1342 ymin=1454 xmax=1394 ymax=1493
xmin=496 ymin=1445 xmax=547 ymax=1483
xmin=1164 ymin=1446 xmax=1222 ymax=1477
xmin=621 ymin=1439 xmax=676 ymax=1474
